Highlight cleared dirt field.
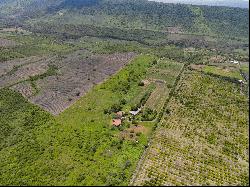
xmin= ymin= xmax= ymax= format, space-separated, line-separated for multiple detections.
xmin=0 ymin=56 xmax=54 ymax=88
xmin=0 ymin=51 xmax=136 ymax=115
xmin=0 ymin=38 xmax=17 ymax=47
xmin=10 ymin=81 xmax=34 ymax=98
xmin=0 ymin=56 xmax=52 ymax=77
xmin=34 ymin=52 xmax=136 ymax=115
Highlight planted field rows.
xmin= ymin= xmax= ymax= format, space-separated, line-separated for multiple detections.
xmin=0 ymin=57 xmax=52 ymax=88
xmin=31 ymin=52 xmax=136 ymax=115
xmin=144 ymin=59 xmax=184 ymax=112
xmin=0 ymin=37 xmax=17 ymax=47
xmin=0 ymin=51 xmax=136 ymax=115
xmin=144 ymin=83 xmax=167 ymax=112
xmin=133 ymin=69 xmax=249 ymax=186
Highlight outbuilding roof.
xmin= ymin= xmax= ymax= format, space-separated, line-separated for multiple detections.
xmin=112 ymin=119 xmax=122 ymax=126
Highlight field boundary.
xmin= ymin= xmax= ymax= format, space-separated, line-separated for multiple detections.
xmin=129 ymin=62 xmax=187 ymax=186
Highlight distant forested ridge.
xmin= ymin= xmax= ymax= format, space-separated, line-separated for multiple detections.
xmin=0 ymin=0 xmax=248 ymax=39
xmin=151 ymin=0 xmax=249 ymax=9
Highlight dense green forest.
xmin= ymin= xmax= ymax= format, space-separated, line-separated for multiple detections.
xmin=0 ymin=0 xmax=249 ymax=39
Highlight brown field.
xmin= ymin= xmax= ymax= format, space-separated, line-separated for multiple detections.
xmin=10 ymin=81 xmax=35 ymax=98
xmin=0 ymin=51 xmax=136 ymax=115
xmin=0 ymin=27 xmax=30 ymax=34
xmin=0 ymin=37 xmax=17 ymax=47
xmin=0 ymin=56 xmax=49 ymax=77
xmin=166 ymin=26 xmax=183 ymax=34
xmin=0 ymin=57 xmax=53 ymax=88
xmin=120 ymin=125 xmax=149 ymax=141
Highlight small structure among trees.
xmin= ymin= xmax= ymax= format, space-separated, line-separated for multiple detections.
xmin=112 ymin=119 xmax=122 ymax=127
xmin=112 ymin=111 xmax=124 ymax=127
xmin=230 ymin=60 xmax=239 ymax=64
xmin=129 ymin=108 xmax=141 ymax=116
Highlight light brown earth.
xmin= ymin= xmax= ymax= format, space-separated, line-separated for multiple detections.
xmin=0 ymin=38 xmax=17 ymax=47
xmin=0 ymin=51 xmax=136 ymax=115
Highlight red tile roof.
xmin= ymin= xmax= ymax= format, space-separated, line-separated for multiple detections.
xmin=112 ymin=119 xmax=122 ymax=126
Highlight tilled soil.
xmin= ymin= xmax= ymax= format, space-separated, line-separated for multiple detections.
xmin=0 ymin=38 xmax=17 ymax=47
xmin=31 ymin=52 xmax=136 ymax=115
xmin=0 ymin=57 xmax=54 ymax=88
xmin=1 ymin=51 xmax=136 ymax=115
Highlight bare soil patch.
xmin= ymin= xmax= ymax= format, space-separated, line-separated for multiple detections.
xmin=0 ymin=38 xmax=17 ymax=47
xmin=0 ymin=27 xmax=30 ymax=33
xmin=209 ymin=55 xmax=227 ymax=63
xmin=0 ymin=58 xmax=50 ymax=88
xmin=190 ymin=64 xmax=205 ymax=71
xmin=120 ymin=125 xmax=148 ymax=140
xmin=0 ymin=56 xmax=46 ymax=77
xmin=30 ymin=51 xmax=136 ymax=115
xmin=1 ymin=51 xmax=136 ymax=115
xmin=10 ymin=82 xmax=34 ymax=98
xmin=166 ymin=26 xmax=183 ymax=34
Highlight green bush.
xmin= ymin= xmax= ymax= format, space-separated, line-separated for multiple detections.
xmin=141 ymin=107 xmax=157 ymax=121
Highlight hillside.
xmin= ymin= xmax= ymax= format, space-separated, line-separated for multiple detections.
xmin=0 ymin=0 xmax=249 ymax=39
xmin=151 ymin=0 xmax=249 ymax=9
xmin=0 ymin=0 xmax=249 ymax=186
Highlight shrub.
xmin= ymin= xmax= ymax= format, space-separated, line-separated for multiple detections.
xmin=119 ymin=99 xmax=127 ymax=105
xmin=131 ymin=105 xmax=139 ymax=111
xmin=132 ymin=120 xmax=138 ymax=124
xmin=152 ymin=60 xmax=157 ymax=65
xmin=141 ymin=107 xmax=157 ymax=121
xmin=138 ymin=81 xmax=145 ymax=86
xmin=136 ymin=132 xmax=142 ymax=136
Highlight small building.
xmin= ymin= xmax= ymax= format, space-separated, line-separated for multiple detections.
xmin=230 ymin=60 xmax=239 ymax=64
xmin=112 ymin=119 xmax=122 ymax=127
xmin=129 ymin=108 xmax=141 ymax=116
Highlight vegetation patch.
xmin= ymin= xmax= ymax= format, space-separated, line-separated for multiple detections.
xmin=203 ymin=65 xmax=243 ymax=80
xmin=0 ymin=54 xmax=157 ymax=186
xmin=133 ymin=70 xmax=249 ymax=186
